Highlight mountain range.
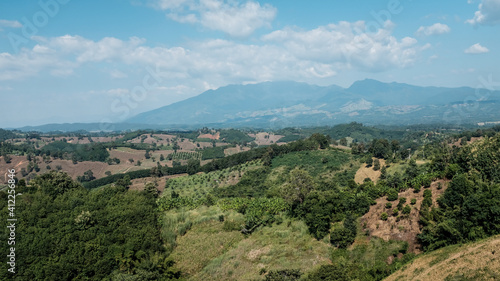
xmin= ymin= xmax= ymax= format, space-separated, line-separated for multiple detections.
xmin=16 ymin=79 xmax=500 ymax=132
xmin=126 ymin=79 xmax=500 ymax=128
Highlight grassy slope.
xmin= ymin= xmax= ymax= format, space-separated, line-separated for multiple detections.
xmin=190 ymin=219 xmax=331 ymax=281
xmin=384 ymin=235 xmax=500 ymax=281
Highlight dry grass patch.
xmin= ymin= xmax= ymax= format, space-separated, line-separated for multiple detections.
xmin=355 ymin=158 xmax=385 ymax=184
xmin=384 ymin=235 xmax=500 ymax=281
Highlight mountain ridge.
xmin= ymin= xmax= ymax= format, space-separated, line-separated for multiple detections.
xmin=126 ymin=79 xmax=500 ymax=128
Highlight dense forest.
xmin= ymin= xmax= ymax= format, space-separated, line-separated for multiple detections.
xmin=0 ymin=125 xmax=499 ymax=280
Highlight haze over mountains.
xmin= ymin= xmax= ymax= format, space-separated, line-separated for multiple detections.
xmin=128 ymin=79 xmax=500 ymax=127
xmin=18 ymin=79 xmax=500 ymax=132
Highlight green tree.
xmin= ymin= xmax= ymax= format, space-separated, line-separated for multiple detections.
xmin=281 ymin=168 xmax=315 ymax=205
xmin=30 ymin=171 xmax=83 ymax=198
xmin=144 ymin=182 xmax=159 ymax=198
xmin=187 ymin=159 xmax=201 ymax=175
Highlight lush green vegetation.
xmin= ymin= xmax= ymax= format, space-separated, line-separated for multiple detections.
xmin=271 ymin=149 xmax=350 ymax=177
xmin=40 ymin=141 xmax=109 ymax=162
xmin=2 ymin=125 xmax=500 ymax=280
xmin=200 ymin=146 xmax=227 ymax=160
xmin=0 ymin=172 xmax=179 ymax=280
xmin=220 ymin=129 xmax=254 ymax=144
xmin=418 ymin=134 xmax=500 ymax=251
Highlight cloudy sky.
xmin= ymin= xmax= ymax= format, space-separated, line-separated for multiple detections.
xmin=0 ymin=0 xmax=499 ymax=128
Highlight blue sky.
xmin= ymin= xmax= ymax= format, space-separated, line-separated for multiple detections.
xmin=0 ymin=0 xmax=499 ymax=128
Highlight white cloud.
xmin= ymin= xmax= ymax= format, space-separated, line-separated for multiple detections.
xmin=154 ymin=0 xmax=277 ymax=37
xmin=0 ymin=21 xmax=426 ymax=86
xmin=110 ymin=69 xmax=128 ymax=78
xmin=262 ymin=21 xmax=422 ymax=71
xmin=416 ymin=23 xmax=451 ymax=36
xmin=464 ymin=43 xmax=490 ymax=54
xmin=466 ymin=0 xmax=500 ymax=25
xmin=0 ymin=19 xmax=22 ymax=28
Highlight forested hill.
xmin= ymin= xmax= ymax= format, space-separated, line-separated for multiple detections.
xmin=1 ymin=128 xmax=500 ymax=280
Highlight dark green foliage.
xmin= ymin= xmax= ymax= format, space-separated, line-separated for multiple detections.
xmin=439 ymin=174 xmax=473 ymax=208
xmin=263 ymin=269 xmax=302 ymax=281
xmin=271 ymin=149 xmax=350 ymax=177
xmin=77 ymin=169 xmax=96 ymax=182
xmin=144 ymin=182 xmax=159 ymax=198
xmin=220 ymin=129 xmax=254 ymax=144
xmin=0 ymin=128 xmax=16 ymax=141
xmin=218 ymin=197 xmax=290 ymax=233
xmin=305 ymin=264 xmax=363 ymax=281
xmin=213 ymin=167 xmax=270 ymax=198
xmin=330 ymin=214 xmax=357 ymax=249
xmin=186 ymin=159 xmax=201 ymax=175
xmin=402 ymin=205 xmax=411 ymax=215
xmin=422 ymin=189 xmax=432 ymax=209
xmin=369 ymin=139 xmax=392 ymax=159
xmin=201 ymin=146 xmax=227 ymax=160
xmin=397 ymin=197 xmax=406 ymax=210
xmin=0 ymin=173 xmax=175 ymax=280
xmin=419 ymin=175 xmax=500 ymax=251
xmin=405 ymin=159 xmax=419 ymax=180
xmin=365 ymin=157 xmax=373 ymax=167
xmin=386 ymin=189 xmax=398 ymax=201
xmin=298 ymin=190 xmax=344 ymax=239
xmin=83 ymin=169 xmax=151 ymax=189
xmin=41 ymin=141 xmax=109 ymax=162
xmin=309 ymin=133 xmax=330 ymax=149
xmin=30 ymin=171 xmax=83 ymax=198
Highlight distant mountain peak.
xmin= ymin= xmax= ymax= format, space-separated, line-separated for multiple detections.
xmin=122 ymin=80 xmax=500 ymax=128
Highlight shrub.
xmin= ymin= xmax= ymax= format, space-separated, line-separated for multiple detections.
xmin=387 ymin=189 xmax=398 ymax=201
xmin=410 ymin=198 xmax=417 ymax=205
xmin=381 ymin=212 xmax=388 ymax=221
xmin=385 ymin=203 xmax=392 ymax=209
xmin=402 ymin=205 xmax=411 ymax=215
xmin=330 ymin=227 xmax=355 ymax=249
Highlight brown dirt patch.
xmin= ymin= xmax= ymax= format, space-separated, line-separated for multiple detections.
xmin=198 ymin=132 xmax=220 ymax=140
xmin=360 ymin=179 xmax=449 ymax=253
xmin=250 ymin=133 xmax=284 ymax=146
xmin=224 ymin=145 xmax=251 ymax=156
xmin=355 ymin=158 xmax=385 ymax=184
xmin=128 ymin=174 xmax=188 ymax=193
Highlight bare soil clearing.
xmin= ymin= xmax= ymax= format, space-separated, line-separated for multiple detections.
xmin=355 ymin=158 xmax=385 ymax=184
xmin=361 ymin=179 xmax=449 ymax=253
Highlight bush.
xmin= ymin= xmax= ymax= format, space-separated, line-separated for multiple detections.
xmin=264 ymin=269 xmax=302 ymax=281
xmin=410 ymin=198 xmax=417 ymax=205
xmin=385 ymin=202 xmax=392 ymax=209
xmin=381 ymin=212 xmax=388 ymax=221
xmin=402 ymin=205 xmax=411 ymax=215
xmin=330 ymin=227 xmax=355 ymax=249
xmin=387 ymin=189 xmax=398 ymax=201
